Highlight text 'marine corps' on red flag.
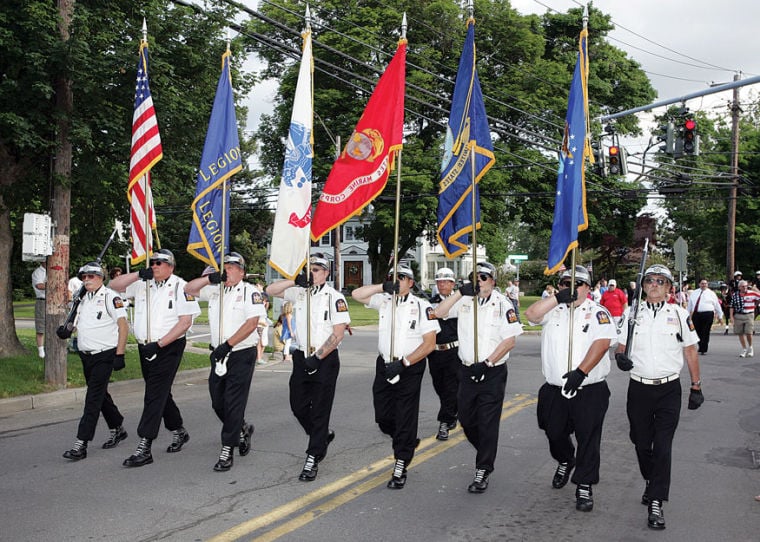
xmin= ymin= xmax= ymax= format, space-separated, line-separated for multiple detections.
xmin=310 ymin=39 xmax=406 ymax=241
xmin=437 ymin=18 xmax=495 ymax=259
xmin=544 ymin=27 xmax=590 ymax=276
xmin=129 ymin=40 xmax=162 ymax=265
xmin=187 ymin=50 xmax=242 ymax=270
xmin=269 ymin=27 xmax=313 ymax=280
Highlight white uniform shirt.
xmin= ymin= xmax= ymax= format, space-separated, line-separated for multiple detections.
xmin=618 ymin=302 xmax=698 ymax=380
xmin=536 ymin=298 xmax=618 ymax=386
xmin=367 ymin=293 xmax=440 ymax=360
xmin=447 ymin=291 xmax=523 ymax=366
xmin=687 ymin=288 xmax=722 ymax=316
xmin=76 ymin=286 xmax=127 ymax=352
xmin=199 ymin=283 xmax=267 ymax=350
xmin=125 ymin=274 xmax=201 ymax=342
xmin=285 ymin=284 xmax=351 ymax=352
xmin=32 ymin=266 xmax=46 ymax=299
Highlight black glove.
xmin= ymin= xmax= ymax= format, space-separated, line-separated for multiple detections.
xmin=562 ymin=368 xmax=587 ymax=395
xmin=295 ymin=270 xmax=312 ymax=288
xmin=56 ymin=325 xmax=72 ymax=340
xmin=615 ymin=352 xmax=634 ymax=371
xmin=210 ymin=341 xmax=232 ymax=364
xmin=459 ymin=281 xmax=478 ymax=297
xmin=208 ymin=270 xmax=227 ymax=285
xmin=385 ymin=359 xmax=405 ymax=382
xmin=470 ymin=361 xmax=488 ymax=383
xmin=382 ymin=280 xmax=400 ymax=295
xmin=113 ymin=354 xmax=125 ymax=371
xmin=138 ymin=268 xmax=153 ymax=281
xmin=555 ymin=288 xmax=578 ymax=305
xmin=141 ymin=341 xmax=160 ymax=361
xmin=304 ymin=354 xmax=320 ymax=375
xmin=688 ymin=388 xmax=704 ymax=410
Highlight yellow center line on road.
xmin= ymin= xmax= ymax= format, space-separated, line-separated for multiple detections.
xmin=209 ymin=394 xmax=537 ymax=542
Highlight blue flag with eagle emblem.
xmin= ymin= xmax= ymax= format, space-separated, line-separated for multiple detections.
xmin=544 ymin=27 xmax=590 ymax=275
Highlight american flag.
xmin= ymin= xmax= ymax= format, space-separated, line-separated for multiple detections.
xmin=128 ymin=40 xmax=162 ymax=265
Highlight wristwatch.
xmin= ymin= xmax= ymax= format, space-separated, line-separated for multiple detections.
xmin=691 ymin=379 xmax=702 ymax=387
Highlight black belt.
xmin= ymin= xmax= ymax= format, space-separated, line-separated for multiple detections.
xmin=435 ymin=341 xmax=459 ymax=351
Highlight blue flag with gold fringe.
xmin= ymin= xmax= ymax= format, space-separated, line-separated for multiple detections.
xmin=545 ymin=28 xmax=590 ymax=275
xmin=436 ymin=18 xmax=495 ymax=259
xmin=188 ymin=50 xmax=242 ymax=269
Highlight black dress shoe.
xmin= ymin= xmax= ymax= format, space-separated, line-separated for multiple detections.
xmin=436 ymin=422 xmax=450 ymax=441
xmin=575 ymin=484 xmax=594 ymax=512
xmin=647 ymin=499 xmax=666 ymax=529
xmin=467 ymin=469 xmax=489 ymax=493
xmin=166 ymin=428 xmax=189 ymax=453
xmin=238 ymin=423 xmax=254 ymax=456
xmin=387 ymin=459 xmax=407 ymax=489
xmin=315 ymin=430 xmax=336 ymax=463
xmin=641 ymin=480 xmax=650 ymax=505
xmin=552 ymin=461 xmax=574 ymax=489
xmin=102 ymin=426 xmax=128 ymax=449
xmin=299 ymin=454 xmax=318 ymax=481
xmin=214 ymin=445 xmax=233 ymax=472
xmin=63 ymin=440 xmax=87 ymax=461
xmin=123 ymin=438 xmax=153 ymax=467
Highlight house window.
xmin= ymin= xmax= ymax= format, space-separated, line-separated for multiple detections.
xmin=343 ymin=225 xmax=357 ymax=242
xmin=319 ymin=231 xmax=333 ymax=247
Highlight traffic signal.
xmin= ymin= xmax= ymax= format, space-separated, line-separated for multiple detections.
xmin=607 ymin=145 xmax=627 ymax=175
xmin=591 ymin=141 xmax=607 ymax=177
xmin=658 ymin=121 xmax=675 ymax=154
xmin=683 ymin=118 xmax=699 ymax=155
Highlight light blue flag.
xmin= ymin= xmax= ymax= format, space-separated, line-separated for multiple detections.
xmin=545 ymin=28 xmax=590 ymax=275
xmin=436 ymin=18 xmax=495 ymax=260
xmin=188 ymin=50 xmax=242 ymax=269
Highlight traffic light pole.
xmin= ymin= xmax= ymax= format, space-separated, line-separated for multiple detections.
xmin=726 ymin=73 xmax=741 ymax=283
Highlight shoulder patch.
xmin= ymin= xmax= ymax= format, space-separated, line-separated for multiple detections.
xmin=596 ymin=311 xmax=611 ymax=325
xmin=252 ymin=292 xmax=263 ymax=304
xmin=335 ymin=298 xmax=349 ymax=312
xmin=184 ymin=293 xmax=195 ymax=301
xmin=686 ymin=315 xmax=695 ymax=331
xmin=506 ymin=308 xmax=519 ymax=324
xmin=112 ymin=296 xmax=124 ymax=309
xmin=426 ymin=307 xmax=437 ymax=321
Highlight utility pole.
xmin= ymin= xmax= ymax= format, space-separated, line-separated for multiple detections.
xmin=726 ymin=73 xmax=741 ymax=283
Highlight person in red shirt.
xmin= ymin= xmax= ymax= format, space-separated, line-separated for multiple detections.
xmin=600 ymin=279 xmax=628 ymax=327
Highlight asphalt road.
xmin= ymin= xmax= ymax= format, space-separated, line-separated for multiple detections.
xmin=0 ymin=328 xmax=759 ymax=541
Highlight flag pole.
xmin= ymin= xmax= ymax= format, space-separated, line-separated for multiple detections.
xmin=469 ymin=144 xmax=479 ymax=364
xmin=388 ymin=13 xmax=407 ymax=364
xmin=304 ymin=6 xmax=313 ymax=356
xmin=218 ymin=36 xmax=233 ymax=344
xmin=142 ymin=19 xmax=152 ymax=342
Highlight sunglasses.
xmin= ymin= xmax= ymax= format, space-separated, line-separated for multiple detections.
xmin=387 ymin=275 xmax=410 ymax=281
xmin=644 ymin=277 xmax=667 ymax=285
xmin=478 ymin=274 xmax=491 ymax=281
xmin=149 ymin=260 xmax=166 ymax=266
xmin=310 ymin=267 xmax=324 ymax=273
xmin=82 ymin=274 xmax=99 ymax=279
xmin=559 ymin=280 xmax=586 ymax=288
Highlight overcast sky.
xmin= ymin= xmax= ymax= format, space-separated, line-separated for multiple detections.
xmin=242 ymin=0 xmax=760 ymax=156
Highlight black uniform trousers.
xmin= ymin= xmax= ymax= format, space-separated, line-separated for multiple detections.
xmin=458 ymin=363 xmax=508 ymax=473
xmin=76 ymin=348 xmax=124 ymax=441
xmin=209 ymin=346 xmax=256 ymax=448
xmin=427 ymin=347 xmax=460 ymax=425
xmin=692 ymin=311 xmax=713 ymax=353
xmin=626 ymin=379 xmax=681 ymax=501
xmin=537 ymin=380 xmax=610 ymax=485
xmin=137 ymin=338 xmax=186 ymax=440
xmin=290 ymin=349 xmax=340 ymax=458
xmin=372 ymin=355 xmax=426 ymax=463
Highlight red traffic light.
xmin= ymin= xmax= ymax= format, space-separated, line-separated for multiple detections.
xmin=609 ymin=145 xmax=619 ymax=156
xmin=685 ymin=119 xmax=696 ymax=131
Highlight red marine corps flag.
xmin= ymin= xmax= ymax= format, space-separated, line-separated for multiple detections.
xmin=310 ymin=38 xmax=406 ymax=241
xmin=128 ymin=21 xmax=162 ymax=265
